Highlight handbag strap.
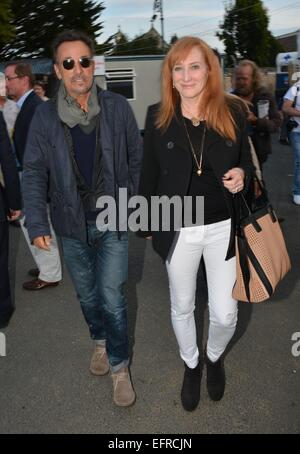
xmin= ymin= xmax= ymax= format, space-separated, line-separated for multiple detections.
xmin=237 ymin=235 xmax=251 ymax=301
xmin=235 ymin=180 xmax=266 ymax=234
xmin=237 ymin=231 xmax=273 ymax=302
xmin=248 ymin=137 xmax=263 ymax=182
xmin=236 ymin=178 xmax=276 ymax=231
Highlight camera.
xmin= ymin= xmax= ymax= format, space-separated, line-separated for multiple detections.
xmin=286 ymin=118 xmax=298 ymax=133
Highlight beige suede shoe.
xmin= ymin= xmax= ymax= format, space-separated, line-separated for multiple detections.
xmin=89 ymin=345 xmax=109 ymax=376
xmin=111 ymin=367 xmax=136 ymax=407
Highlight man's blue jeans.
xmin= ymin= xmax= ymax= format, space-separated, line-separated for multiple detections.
xmin=290 ymin=131 xmax=300 ymax=196
xmin=61 ymin=226 xmax=129 ymax=372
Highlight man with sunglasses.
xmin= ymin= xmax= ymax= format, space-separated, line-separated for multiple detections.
xmin=22 ymin=30 xmax=143 ymax=407
xmin=4 ymin=62 xmax=62 ymax=291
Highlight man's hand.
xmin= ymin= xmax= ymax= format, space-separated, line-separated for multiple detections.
xmin=247 ymin=111 xmax=258 ymax=124
xmin=33 ymin=235 xmax=51 ymax=251
xmin=8 ymin=209 xmax=21 ymax=221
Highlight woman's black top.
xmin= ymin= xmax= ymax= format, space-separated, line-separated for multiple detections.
xmin=184 ymin=118 xmax=229 ymax=226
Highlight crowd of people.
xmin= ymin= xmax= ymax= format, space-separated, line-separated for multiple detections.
xmin=0 ymin=31 xmax=299 ymax=411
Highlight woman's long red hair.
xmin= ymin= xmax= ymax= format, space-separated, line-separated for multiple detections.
xmin=156 ymin=36 xmax=242 ymax=141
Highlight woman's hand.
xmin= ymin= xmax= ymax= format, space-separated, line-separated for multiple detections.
xmin=222 ymin=167 xmax=245 ymax=194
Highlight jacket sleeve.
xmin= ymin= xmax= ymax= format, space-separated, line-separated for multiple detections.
xmin=123 ymin=99 xmax=143 ymax=196
xmin=0 ymin=112 xmax=22 ymax=211
xmin=22 ymin=107 xmax=51 ymax=242
xmin=14 ymin=93 xmax=42 ymax=167
xmin=137 ymin=105 xmax=160 ymax=237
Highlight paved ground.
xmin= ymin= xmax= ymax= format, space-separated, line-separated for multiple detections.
xmin=0 ymin=137 xmax=299 ymax=434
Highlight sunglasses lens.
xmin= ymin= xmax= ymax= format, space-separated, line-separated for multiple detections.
xmin=62 ymin=59 xmax=75 ymax=70
xmin=80 ymin=57 xmax=91 ymax=68
xmin=62 ymin=57 xmax=92 ymax=70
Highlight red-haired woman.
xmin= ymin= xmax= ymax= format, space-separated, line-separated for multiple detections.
xmin=138 ymin=37 xmax=253 ymax=411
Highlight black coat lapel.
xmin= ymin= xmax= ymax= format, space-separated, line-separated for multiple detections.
xmin=204 ymin=127 xmax=236 ymax=179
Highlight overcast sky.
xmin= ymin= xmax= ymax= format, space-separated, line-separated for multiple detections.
xmin=99 ymin=0 xmax=300 ymax=51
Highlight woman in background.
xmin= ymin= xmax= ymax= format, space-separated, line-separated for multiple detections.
xmin=33 ymin=81 xmax=49 ymax=101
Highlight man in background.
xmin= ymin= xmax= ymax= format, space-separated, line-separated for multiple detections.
xmin=33 ymin=81 xmax=49 ymax=101
xmin=4 ymin=62 xmax=62 ymax=290
xmin=0 ymin=72 xmax=19 ymax=138
xmin=232 ymin=60 xmax=281 ymax=171
xmin=0 ymin=112 xmax=22 ymax=328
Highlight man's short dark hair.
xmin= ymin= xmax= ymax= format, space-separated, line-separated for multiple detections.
xmin=5 ymin=61 xmax=35 ymax=88
xmin=52 ymin=30 xmax=95 ymax=62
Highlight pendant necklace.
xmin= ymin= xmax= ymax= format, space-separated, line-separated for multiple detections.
xmin=183 ymin=118 xmax=206 ymax=176
xmin=182 ymin=105 xmax=202 ymax=127
xmin=190 ymin=117 xmax=201 ymax=127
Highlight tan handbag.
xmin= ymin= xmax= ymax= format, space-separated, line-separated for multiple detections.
xmin=232 ymin=189 xmax=291 ymax=303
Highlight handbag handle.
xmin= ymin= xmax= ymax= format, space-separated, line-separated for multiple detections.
xmin=235 ymin=180 xmax=276 ymax=235
xmin=236 ymin=177 xmax=267 ymax=219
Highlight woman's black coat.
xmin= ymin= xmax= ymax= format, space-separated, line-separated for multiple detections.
xmin=138 ymin=103 xmax=254 ymax=261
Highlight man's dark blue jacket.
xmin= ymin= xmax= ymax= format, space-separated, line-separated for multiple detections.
xmin=0 ymin=112 xmax=21 ymax=221
xmin=13 ymin=91 xmax=42 ymax=167
xmin=22 ymin=88 xmax=143 ymax=243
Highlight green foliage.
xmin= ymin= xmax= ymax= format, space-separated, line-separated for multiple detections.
xmin=0 ymin=0 xmax=105 ymax=60
xmin=111 ymin=33 xmax=131 ymax=56
xmin=96 ymin=36 xmax=114 ymax=55
xmin=217 ymin=0 xmax=282 ymax=67
xmin=0 ymin=0 xmax=15 ymax=50
xmin=112 ymin=33 xmax=163 ymax=56
xmin=267 ymin=32 xmax=285 ymax=66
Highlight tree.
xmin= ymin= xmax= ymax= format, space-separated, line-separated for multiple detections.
xmin=267 ymin=32 xmax=284 ymax=67
xmin=127 ymin=34 xmax=163 ymax=55
xmin=0 ymin=0 xmax=105 ymax=60
xmin=0 ymin=0 xmax=15 ymax=52
xmin=112 ymin=34 xmax=163 ymax=56
xmin=111 ymin=33 xmax=132 ymax=56
xmin=96 ymin=35 xmax=114 ymax=55
xmin=217 ymin=0 xmax=282 ymax=67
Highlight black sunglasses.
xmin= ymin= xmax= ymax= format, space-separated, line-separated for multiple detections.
xmin=61 ymin=57 xmax=93 ymax=70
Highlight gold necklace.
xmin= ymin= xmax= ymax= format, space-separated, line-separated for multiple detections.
xmin=182 ymin=105 xmax=202 ymax=127
xmin=190 ymin=117 xmax=201 ymax=127
xmin=183 ymin=118 xmax=206 ymax=176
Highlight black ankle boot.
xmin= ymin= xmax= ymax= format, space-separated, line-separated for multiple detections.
xmin=181 ymin=362 xmax=201 ymax=411
xmin=205 ymin=351 xmax=225 ymax=401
